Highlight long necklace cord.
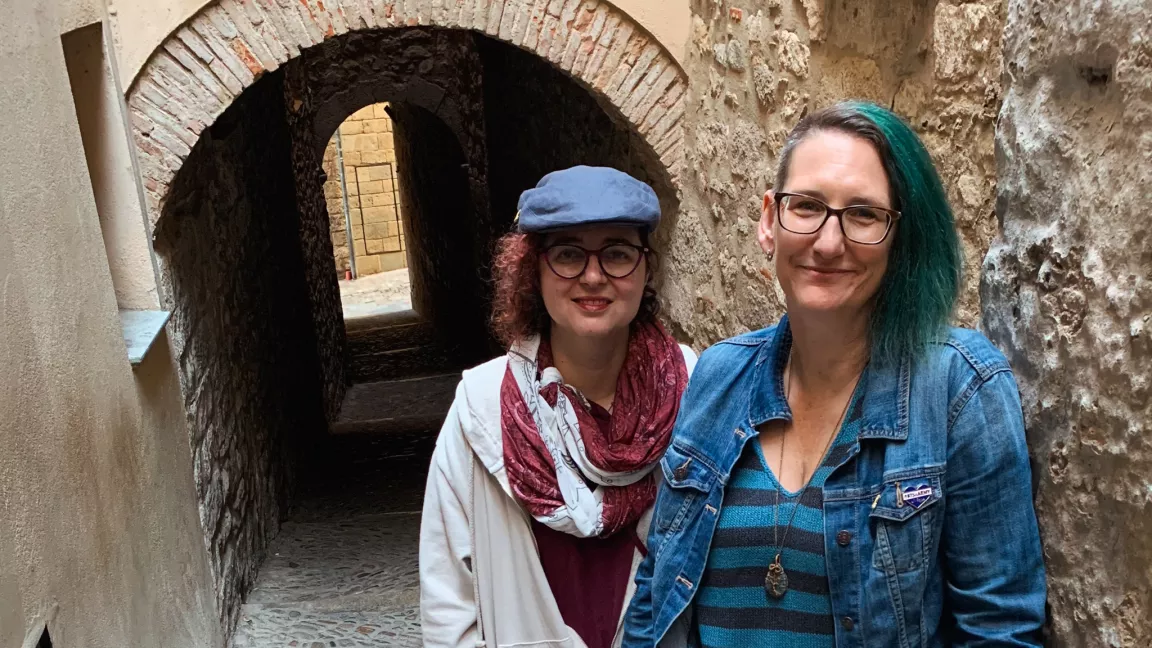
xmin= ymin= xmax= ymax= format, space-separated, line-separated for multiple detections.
xmin=765 ymin=354 xmax=859 ymax=599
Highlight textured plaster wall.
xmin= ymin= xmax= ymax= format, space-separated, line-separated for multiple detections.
xmin=983 ymin=0 xmax=1152 ymax=643
xmin=155 ymin=69 xmax=329 ymax=636
xmin=663 ymin=0 xmax=1004 ymax=345
xmin=0 ymin=1 xmax=219 ymax=646
xmin=62 ymin=21 xmax=162 ymax=310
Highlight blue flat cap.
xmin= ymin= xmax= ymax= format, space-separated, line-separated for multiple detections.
xmin=516 ymin=166 xmax=660 ymax=233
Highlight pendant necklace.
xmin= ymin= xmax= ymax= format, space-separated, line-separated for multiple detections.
xmin=764 ymin=354 xmax=858 ymax=600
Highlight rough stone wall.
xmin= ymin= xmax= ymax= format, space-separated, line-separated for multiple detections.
xmin=479 ymin=33 xmax=676 ymax=240
xmin=154 ymin=70 xmax=327 ymax=636
xmin=664 ymin=0 xmax=1004 ymax=345
xmin=391 ymin=102 xmax=490 ymax=350
xmin=983 ymin=0 xmax=1152 ymax=644
xmin=283 ymin=62 xmax=349 ymax=426
xmin=322 ymin=104 xmax=407 ymax=278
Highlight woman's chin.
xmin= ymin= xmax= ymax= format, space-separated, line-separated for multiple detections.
xmin=554 ymin=315 xmax=630 ymax=340
xmin=788 ymin=290 xmax=860 ymax=317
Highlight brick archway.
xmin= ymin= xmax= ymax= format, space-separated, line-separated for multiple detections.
xmin=127 ymin=0 xmax=687 ymax=230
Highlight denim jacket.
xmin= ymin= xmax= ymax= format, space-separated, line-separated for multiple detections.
xmin=623 ymin=318 xmax=1047 ymax=648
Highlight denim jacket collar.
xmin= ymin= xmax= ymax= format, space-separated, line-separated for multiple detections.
xmin=745 ymin=315 xmax=910 ymax=441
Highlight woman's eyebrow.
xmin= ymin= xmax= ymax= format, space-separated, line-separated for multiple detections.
xmin=789 ymin=189 xmax=889 ymax=207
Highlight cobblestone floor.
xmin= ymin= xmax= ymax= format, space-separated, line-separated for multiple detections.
xmin=231 ymin=432 xmax=435 ymax=647
xmin=339 ymin=268 xmax=412 ymax=320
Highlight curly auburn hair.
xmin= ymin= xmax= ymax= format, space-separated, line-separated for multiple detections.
xmin=489 ymin=230 xmax=661 ymax=347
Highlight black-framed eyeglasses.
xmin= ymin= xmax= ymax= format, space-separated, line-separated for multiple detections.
xmin=542 ymin=243 xmax=650 ymax=279
xmin=775 ymin=192 xmax=901 ymax=245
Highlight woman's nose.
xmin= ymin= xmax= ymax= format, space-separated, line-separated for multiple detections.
xmin=579 ymin=253 xmax=608 ymax=284
xmin=812 ymin=214 xmax=846 ymax=257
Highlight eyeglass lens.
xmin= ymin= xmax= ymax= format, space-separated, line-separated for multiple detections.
xmin=545 ymin=244 xmax=643 ymax=279
xmin=779 ymin=194 xmax=893 ymax=244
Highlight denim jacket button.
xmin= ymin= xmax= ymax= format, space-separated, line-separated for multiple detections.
xmin=841 ymin=617 xmax=854 ymax=631
xmin=836 ymin=530 xmax=852 ymax=546
xmin=674 ymin=466 xmax=688 ymax=481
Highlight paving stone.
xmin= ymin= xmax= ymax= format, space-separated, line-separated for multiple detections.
xmin=230 ymin=433 xmax=431 ymax=647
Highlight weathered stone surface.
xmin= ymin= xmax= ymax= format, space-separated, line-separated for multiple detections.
xmin=983 ymin=0 xmax=1152 ymax=643
xmin=156 ymin=70 xmax=329 ymax=638
xmin=130 ymin=0 xmax=688 ymax=237
xmin=662 ymin=0 xmax=1003 ymax=346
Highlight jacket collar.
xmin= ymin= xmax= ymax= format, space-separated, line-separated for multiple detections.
xmin=746 ymin=315 xmax=909 ymax=441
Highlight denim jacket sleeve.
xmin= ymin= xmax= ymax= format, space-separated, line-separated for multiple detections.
xmin=943 ymin=370 xmax=1046 ymax=645
xmin=624 ymin=509 xmax=658 ymax=646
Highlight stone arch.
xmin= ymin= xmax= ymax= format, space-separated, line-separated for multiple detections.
xmin=127 ymin=0 xmax=688 ymax=232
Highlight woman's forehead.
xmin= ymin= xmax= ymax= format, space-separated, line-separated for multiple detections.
xmin=542 ymin=224 xmax=643 ymax=246
xmin=785 ymin=130 xmax=891 ymax=206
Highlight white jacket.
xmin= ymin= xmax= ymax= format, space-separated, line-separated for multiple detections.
xmin=420 ymin=346 xmax=698 ymax=648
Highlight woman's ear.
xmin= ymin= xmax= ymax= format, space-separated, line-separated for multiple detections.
xmin=758 ymin=190 xmax=776 ymax=257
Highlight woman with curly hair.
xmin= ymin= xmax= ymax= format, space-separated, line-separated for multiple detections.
xmin=420 ymin=166 xmax=697 ymax=648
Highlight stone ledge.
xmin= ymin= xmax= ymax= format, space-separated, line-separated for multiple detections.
xmin=119 ymin=309 xmax=171 ymax=366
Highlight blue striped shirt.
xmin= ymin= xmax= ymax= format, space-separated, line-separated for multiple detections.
xmin=696 ymin=407 xmax=861 ymax=647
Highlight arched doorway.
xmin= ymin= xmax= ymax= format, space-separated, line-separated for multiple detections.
xmin=130 ymin=3 xmax=685 ymax=642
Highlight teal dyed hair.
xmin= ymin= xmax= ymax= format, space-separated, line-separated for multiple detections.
xmin=774 ymin=101 xmax=962 ymax=365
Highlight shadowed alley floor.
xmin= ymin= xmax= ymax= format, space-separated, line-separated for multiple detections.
xmin=230 ymin=431 xmax=435 ymax=647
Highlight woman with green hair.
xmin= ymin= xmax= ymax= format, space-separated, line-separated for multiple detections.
xmin=621 ymin=101 xmax=1046 ymax=647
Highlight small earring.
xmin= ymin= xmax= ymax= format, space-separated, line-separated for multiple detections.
xmin=767 ymin=250 xmax=774 ymax=261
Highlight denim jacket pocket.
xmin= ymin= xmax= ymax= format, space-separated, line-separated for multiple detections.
xmin=869 ymin=469 xmax=944 ymax=574
xmin=656 ymin=443 xmax=716 ymax=534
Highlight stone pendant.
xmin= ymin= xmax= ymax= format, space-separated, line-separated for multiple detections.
xmin=765 ymin=555 xmax=789 ymax=599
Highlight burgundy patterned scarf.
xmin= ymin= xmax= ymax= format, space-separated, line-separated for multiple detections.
xmin=500 ymin=321 xmax=688 ymax=538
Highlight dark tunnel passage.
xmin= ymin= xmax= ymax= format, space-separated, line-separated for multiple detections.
xmin=152 ymin=26 xmax=675 ymax=644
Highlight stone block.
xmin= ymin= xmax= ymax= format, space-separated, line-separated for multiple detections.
xmin=360 ymin=150 xmax=389 ymax=165
xmin=359 ymin=165 xmax=392 ymax=182
xmin=383 ymin=236 xmax=402 ymax=253
xmin=362 ymin=206 xmax=397 ymax=223
xmin=359 ymin=180 xmax=385 ymax=195
xmin=356 ymin=254 xmax=381 ymax=275
xmin=353 ymin=240 xmax=367 ymax=257
xmin=343 ymin=151 xmax=361 ymax=166
xmin=360 ymin=192 xmax=396 ymax=209
xmin=378 ymin=251 xmax=407 ymax=272
xmin=373 ymin=104 xmax=389 ymax=119
xmin=363 ymin=118 xmax=391 ymax=134
xmin=339 ymin=120 xmax=364 ymax=135
xmin=366 ymin=238 xmax=384 ymax=254
xmin=364 ymin=222 xmax=390 ymax=239
xmin=351 ymin=105 xmax=375 ymax=121
xmin=344 ymin=133 xmax=380 ymax=152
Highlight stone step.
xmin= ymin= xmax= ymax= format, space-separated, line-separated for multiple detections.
xmin=346 ymin=320 xmax=437 ymax=356
xmin=333 ymin=373 xmax=459 ymax=435
xmin=347 ymin=343 xmax=463 ymax=383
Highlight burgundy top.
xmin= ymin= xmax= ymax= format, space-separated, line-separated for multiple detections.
xmin=530 ymin=402 xmax=646 ymax=648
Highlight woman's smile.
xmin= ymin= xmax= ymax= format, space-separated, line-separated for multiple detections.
xmin=572 ymin=296 xmax=613 ymax=313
